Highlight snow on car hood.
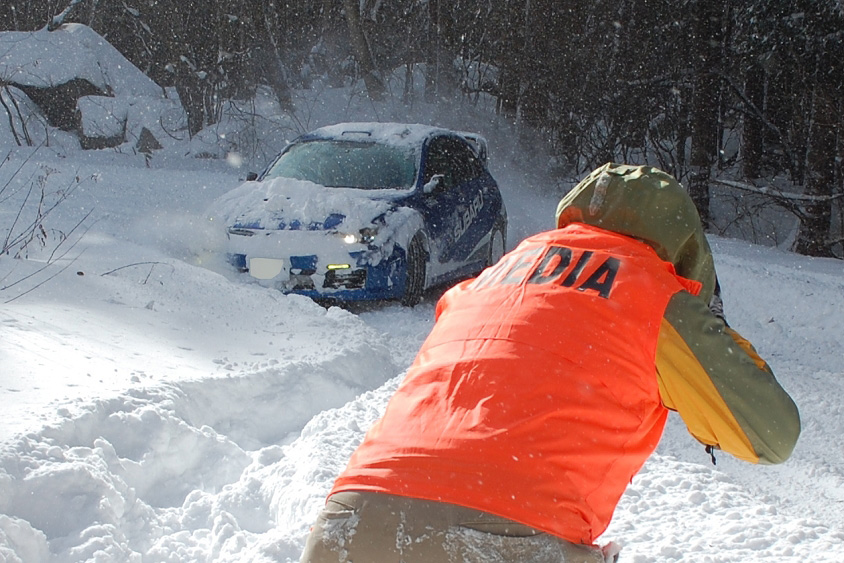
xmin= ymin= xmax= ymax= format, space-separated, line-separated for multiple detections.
xmin=210 ymin=177 xmax=397 ymax=232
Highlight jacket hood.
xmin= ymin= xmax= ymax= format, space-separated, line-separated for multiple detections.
xmin=556 ymin=163 xmax=716 ymax=302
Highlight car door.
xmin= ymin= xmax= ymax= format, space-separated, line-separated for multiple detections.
xmin=446 ymin=140 xmax=501 ymax=265
xmin=416 ymin=136 xmax=469 ymax=268
xmin=423 ymin=136 xmax=494 ymax=270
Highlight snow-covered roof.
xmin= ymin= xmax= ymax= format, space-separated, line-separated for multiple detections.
xmin=304 ymin=122 xmax=455 ymax=148
xmin=303 ymin=122 xmax=489 ymax=163
xmin=0 ymin=23 xmax=162 ymax=98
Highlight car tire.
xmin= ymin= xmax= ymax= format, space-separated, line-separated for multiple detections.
xmin=486 ymin=224 xmax=506 ymax=267
xmin=401 ymin=235 xmax=426 ymax=307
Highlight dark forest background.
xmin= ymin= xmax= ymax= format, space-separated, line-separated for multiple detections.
xmin=2 ymin=0 xmax=843 ymax=258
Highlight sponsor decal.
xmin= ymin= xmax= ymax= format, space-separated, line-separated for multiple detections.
xmin=452 ymin=192 xmax=484 ymax=241
xmin=470 ymin=243 xmax=620 ymax=299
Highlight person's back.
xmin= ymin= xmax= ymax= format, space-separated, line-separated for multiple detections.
xmin=301 ymin=163 xmax=800 ymax=563
xmin=333 ymin=223 xmax=703 ymax=544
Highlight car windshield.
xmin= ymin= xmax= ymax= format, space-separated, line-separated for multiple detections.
xmin=263 ymin=140 xmax=418 ymax=189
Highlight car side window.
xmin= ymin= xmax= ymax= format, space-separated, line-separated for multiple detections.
xmin=423 ymin=137 xmax=481 ymax=190
xmin=448 ymin=139 xmax=482 ymax=185
xmin=423 ymin=137 xmax=449 ymax=188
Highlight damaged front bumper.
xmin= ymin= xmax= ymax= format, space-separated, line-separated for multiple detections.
xmin=226 ymin=229 xmax=407 ymax=301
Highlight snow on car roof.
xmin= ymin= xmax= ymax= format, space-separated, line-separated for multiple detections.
xmin=305 ymin=122 xmax=459 ymax=148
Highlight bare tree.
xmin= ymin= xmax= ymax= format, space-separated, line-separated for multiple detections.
xmin=341 ymin=0 xmax=384 ymax=101
xmin=246 ymin=0 xmax=294 ymax=113
xmin=688 ymin=0 xmax=727 ymax=228
xmin=741 ymin=61 xmax=765 ymax=180
xmin=794 ymin=85 xmax=838 ymax=256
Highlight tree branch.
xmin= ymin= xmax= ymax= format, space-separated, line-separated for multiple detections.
xmin=712 ymin=178 xmax=844 ymax=203
xmin=47 ymin=0 xmax=88 ymax=31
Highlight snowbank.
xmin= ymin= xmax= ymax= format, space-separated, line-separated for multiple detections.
xmin=0 ymin=24 xmax=161 ymax=97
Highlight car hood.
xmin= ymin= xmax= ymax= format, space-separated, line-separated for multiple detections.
xmin=210 ymin=177 xmax=399 ymax=232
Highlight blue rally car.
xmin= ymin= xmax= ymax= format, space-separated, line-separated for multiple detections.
xmin=213 ymin=122 xmax=507 ymax=305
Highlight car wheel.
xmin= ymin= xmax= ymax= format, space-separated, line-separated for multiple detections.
xmin=486 ymin=225 xmax=506 ymax=267
xmin=401 ymin=235 xmax=426 ymax=306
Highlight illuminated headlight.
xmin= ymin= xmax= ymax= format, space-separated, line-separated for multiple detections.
xmin=342 ymin=227 xmax=378 ymax=244
xmin=359 ymin=227 xmax=378 ymax=243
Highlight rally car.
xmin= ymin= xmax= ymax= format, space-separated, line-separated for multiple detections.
xmin=212 ymin=122 xmax=507 ymax=305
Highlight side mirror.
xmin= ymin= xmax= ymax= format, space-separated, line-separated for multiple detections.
xmin=246 ymin=172 xmax=258 ymax=181
xmin=423 ymin=174 xmax=445 ymax=194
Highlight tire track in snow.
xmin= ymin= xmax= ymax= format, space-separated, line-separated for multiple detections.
xmin=0 ymin=324 xmax=398 ymax=561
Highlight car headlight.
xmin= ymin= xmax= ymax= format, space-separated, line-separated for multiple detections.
xmin=342 ymin=227 xmax=379 ymax=244
xmin=359 ymin=227 xmax=378 ymax=243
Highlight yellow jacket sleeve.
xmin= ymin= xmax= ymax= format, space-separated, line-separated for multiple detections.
xmin=655 ymin=291 xmax=800 ymax=464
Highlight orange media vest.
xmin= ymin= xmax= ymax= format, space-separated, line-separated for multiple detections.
xmin=331 ymin=224 xmax=705 ymax=544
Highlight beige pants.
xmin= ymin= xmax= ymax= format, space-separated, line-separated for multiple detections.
xmin=300 ymin=491 xmax=614 ymax=563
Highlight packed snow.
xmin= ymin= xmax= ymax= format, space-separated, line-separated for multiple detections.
xmin=1 ymin=39 xmax=844 ymax=562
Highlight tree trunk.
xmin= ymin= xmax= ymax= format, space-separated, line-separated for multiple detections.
xmin=176 ymin=81 xmax=204 ymax=138
xmin=424 ymin=0 xmax=439 ymax=103
xmin=742 ymin=61 xmax=765 ymax=180
xmin=688 ymin=0 xmax=725 ymax=228
xmin=795 ymin=87 xmax=837 ymax=257
xmin=766 ymin=65 xmax=798 ymax=179
xmin=497 ymin=70 xmax=519 ymax=118
xmin=247 ymin=0 xmax=294 ymax=113
xmin=342 ymin=0 xmax=384 ymax=101
xmin=519 ymin=0 xmax=550 ymax=130
xmin=495 ymin=0 xmax=527 ymax=119
xmin=424 ymin=0 xmax=458 ymax=103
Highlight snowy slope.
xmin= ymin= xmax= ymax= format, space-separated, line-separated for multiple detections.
xmin=1 ymin=122 xmax=844 ymax=562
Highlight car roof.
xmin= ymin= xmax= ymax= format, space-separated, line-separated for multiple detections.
xmin=294 ymin=122 xmax=490 ymax=163
xmin=298 ymin=122 xmax=461 ymax=148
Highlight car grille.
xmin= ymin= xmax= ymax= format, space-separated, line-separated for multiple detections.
xmin=323 ymin=268 xmax=366 ymax=290
xmin=229 ymin=253 xmax=367 ymax=292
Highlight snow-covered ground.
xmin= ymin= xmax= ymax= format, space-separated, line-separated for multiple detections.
xmin=2 ymin=87 xmax=844 ymax=561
